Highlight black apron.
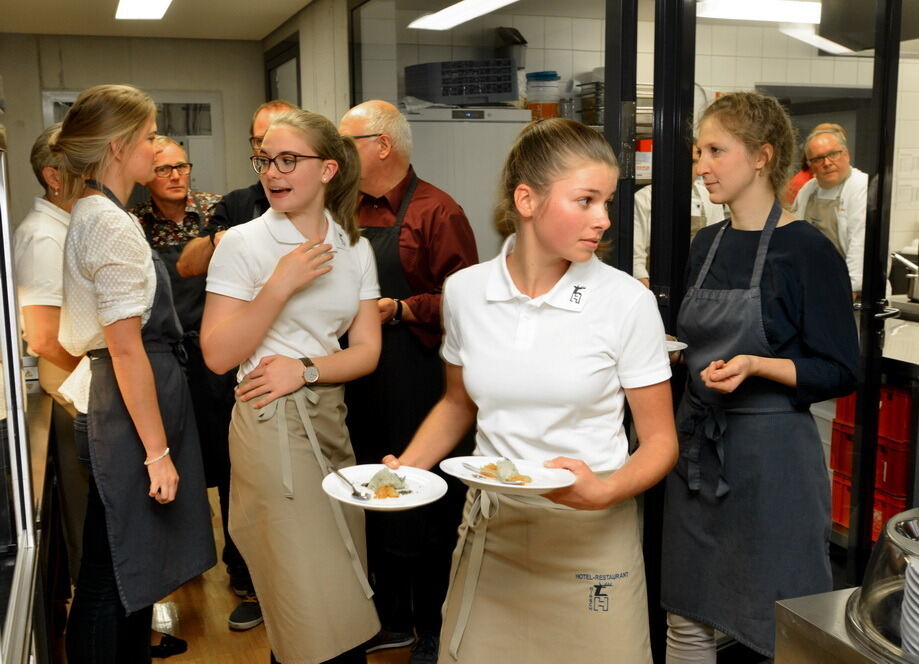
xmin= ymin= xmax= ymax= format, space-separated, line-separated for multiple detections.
xmin=660 ymin=201 xmax=831 ymax=657
xmin=141 ymin=198 xmax=235 ymax=487
xmin=85 ymin=185 xmax=216 ymax=613
xmin=346 ymin=174 xmax=468 ymax=557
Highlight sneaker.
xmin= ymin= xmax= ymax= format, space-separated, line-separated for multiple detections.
xmin=364 ymin=629 xmax=415 ymax=653
xmin=228 ymin=595 xmax=263 ymax=631
xmin=228 ymin=570 xmax=251 ymax=598
xmin=409 ymin=635 xmax=439 ymax=664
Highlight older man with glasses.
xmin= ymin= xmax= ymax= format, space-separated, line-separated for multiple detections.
xmin=792 ymin=127 xmax=867 ymax=297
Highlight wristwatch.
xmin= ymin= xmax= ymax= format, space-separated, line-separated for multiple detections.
xmin=299 ymin=357 xmax=320 ymax=385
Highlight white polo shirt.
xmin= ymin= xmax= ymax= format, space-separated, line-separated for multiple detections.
xmin=207 ymin=208 xmax=380 ymax=380
xmin=13 ymin=197 xmax=70 ymax=312
xmin=442 ymin=235 xmax=671 ymax=474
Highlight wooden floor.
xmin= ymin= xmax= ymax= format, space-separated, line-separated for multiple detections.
xmin=150 ymin=488 xmax=412 ymax=664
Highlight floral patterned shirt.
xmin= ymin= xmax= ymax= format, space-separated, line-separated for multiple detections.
xmin=132 ymin=191 xmax=222 ymax=248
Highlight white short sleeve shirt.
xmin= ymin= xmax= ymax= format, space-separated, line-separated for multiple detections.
xmin=206 ymin=208 xmax=380 ymax=380
xmin=59 ymin=195 xmax=157 ymax=413
xmin=442 ymin=235 xmax=671 ymax=473
xmin=13 ymin=197 xmax=70 ymax=311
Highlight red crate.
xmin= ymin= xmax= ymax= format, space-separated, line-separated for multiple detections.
xmin=873 ymin=490 xmax=908 ymax=542
xmin=830 ymin=420 xmax=854 ymax=475
xmin=635 ymin=139 xmax=653 ymax=152
xmin=829 ymin=421 xmax=910 ymax=496
xmin=835 ymin=392 xmax=857 ymax=425
xmin=832 ymin=471 xmax=851 ymax=528
xmin=832 ymin=472 xmax=908 ymax=542
xmin=879 ymin=386 xmax=912 ymax=442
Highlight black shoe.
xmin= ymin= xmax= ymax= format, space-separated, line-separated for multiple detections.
xmin=151 ymin=634 xmax=188 ymax=658
xmin=409 ymin=635 xmax=439 ymax=664
xmin=228 ymin=594 xmax=263 ymax=631
xmin=364 ymin=629 xmax=415 ymax=653
xmin=228 ymin=567 xmax=252 ymax=597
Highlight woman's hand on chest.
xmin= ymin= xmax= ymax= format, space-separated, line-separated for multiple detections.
xmin=266 ymin=241 xmax=334 ymax=299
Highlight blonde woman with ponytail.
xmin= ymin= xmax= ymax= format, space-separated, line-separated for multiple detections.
xmin=201 ymin=109 xmax=381 ymax=664
xmin=55 ymin=84 xmax=215 ymax=663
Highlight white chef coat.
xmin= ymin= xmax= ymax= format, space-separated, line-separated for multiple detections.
xmin=206 ymin=208 xmax=380 ymax=380
xmin=442 ymin=234 xmax=671 ymax=474
xmin=793 ymin=167 xmax=868 ymax=292
xmin=632 ymin=180 xmax=726 ymax=280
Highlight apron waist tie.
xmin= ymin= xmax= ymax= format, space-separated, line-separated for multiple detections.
xmin=257 ymin=388 xmax=374 ymax=600
xmin=448 ymin=489 xmax=498 ymax=659
xmin=680 ymin=399 xmax=802 ymax=498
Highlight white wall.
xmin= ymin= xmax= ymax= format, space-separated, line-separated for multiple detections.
xmin=0 ymin=32 xmax=264 ymax=225
xmin=262 ymin=0 xmax=351 ymax=124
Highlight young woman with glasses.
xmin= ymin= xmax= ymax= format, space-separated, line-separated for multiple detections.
xmin=201 ymin=109 xmax=382 ymax=664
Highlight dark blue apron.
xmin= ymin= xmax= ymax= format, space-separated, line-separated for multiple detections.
xmin=84 ymin=185 xmax=216 ymax=613
xmin=660 ymin=201 xmax=831 ymax=657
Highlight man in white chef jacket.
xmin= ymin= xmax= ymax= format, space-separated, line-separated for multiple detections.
xmin=793 ymin=128 xmax=867 ymax=297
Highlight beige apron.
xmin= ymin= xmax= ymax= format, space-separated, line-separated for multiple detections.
xmin=440 ymin=490 xmax=651 ymax=663
xmin=690 ymin=213 xmax=707 ymax=243
xmin=803 ymin=190 xmax=845 ymax=257
xmin=228 ymin=384 xmax=380 ymax=664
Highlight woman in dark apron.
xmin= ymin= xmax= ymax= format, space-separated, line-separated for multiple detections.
xmin=660 ymin=92 xmax=859 ymax=661
xmin=54 ymin=84 xmax=216 ymax=664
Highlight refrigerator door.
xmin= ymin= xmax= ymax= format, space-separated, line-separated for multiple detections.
xmin=407 ymin=117 xmax=529 ymax=261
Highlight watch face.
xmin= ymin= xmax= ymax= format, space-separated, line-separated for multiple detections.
xmin=304 ymin=366 xmax=320 ymax=384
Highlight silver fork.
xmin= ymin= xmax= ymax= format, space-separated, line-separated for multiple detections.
xmin=332 ymin=468 xmax=371 ymax=500
xmin=461 ymin=461 xmax=525 ymax=485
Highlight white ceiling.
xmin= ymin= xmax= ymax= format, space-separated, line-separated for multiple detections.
xmin=0 ymin=0 xmax=312 ymax=41
xmin=0 ymin=0 xmax=650 ymax=40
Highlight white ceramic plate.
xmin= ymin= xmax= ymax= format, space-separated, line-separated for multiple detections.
xmin=665 ymin=340 xmax=688 ymax=352
xmin=322 ymin=464 xmax=447 ymax=512
xmin=439 ymin=456 xmax=576 ymax=496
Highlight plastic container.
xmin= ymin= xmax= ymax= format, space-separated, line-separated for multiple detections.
xmin=526 ymin=71 xmax=561 ymax=120
xmin=830 ymin=420 xmax=911 ymax=496
xmin=831 ymin=471 xmax=907 ymax=541
xmin=880 ymin=387 xmax=913 ymax=442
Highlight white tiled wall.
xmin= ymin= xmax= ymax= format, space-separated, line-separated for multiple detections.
xmin=358 ymin=12 xmax=919 ymax=249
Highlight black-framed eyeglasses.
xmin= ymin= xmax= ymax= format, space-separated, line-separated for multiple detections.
xmin=153 ymin=162 xmax=192 ymax=178
xmin=807 ymin=149 xmax=845 ymax=166
xmin=250 ymin=153 xmax=323 ymax=175
xmin=349 ymin=133 xmax=382 ymax=140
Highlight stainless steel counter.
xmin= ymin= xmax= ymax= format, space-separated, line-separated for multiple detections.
xmin=886 ymin=298 xmax=919 ymax=368
xmin=776 ymin=588 xmax=884 ymax=663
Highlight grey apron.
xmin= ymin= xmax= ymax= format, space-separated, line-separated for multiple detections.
xmin=660 ymin=201 xmax=831 ymax=657
xmin=85 ymin=185 xmax=216 ymax=613
xmin=141 ymin=199 xmax=235 ymax=487
xmin=803 ymin=186 xmax=845 ymax=258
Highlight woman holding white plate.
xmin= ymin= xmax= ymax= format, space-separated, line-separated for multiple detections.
xmin=385 ymin=118 xmax=678 ymax=663
xmin=202 ymin=109 xmax=381 ymax=664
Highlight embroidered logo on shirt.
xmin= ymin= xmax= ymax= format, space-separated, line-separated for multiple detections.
xmin=575 ymin=571 xmax=629 ymax=611
xmin=571 ymin=284 xmax=586 ymax=304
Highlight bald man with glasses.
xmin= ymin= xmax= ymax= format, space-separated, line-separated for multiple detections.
xmin=792 ymin=127 xmax=867 ymax=296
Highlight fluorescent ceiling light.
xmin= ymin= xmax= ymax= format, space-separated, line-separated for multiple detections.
xmin=779 ymin=24 xmax=854 ymax=55
xmin=115 ymin=0 xmax=173 ymax=20
xmin=409 ymin=0 xmax=520 ymax=31
xmin=698 ymin=0 xmax=820 ymax=24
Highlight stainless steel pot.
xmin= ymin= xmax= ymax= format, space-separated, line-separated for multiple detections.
xmin=892 ymin=253 xmax=919 ymax=302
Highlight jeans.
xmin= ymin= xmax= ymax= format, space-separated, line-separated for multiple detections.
xmin=65 ymin=414 xmax=153 ymax=664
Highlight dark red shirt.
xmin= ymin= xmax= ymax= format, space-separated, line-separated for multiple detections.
xmin=358 ymin=167 xmax=478 ymax=348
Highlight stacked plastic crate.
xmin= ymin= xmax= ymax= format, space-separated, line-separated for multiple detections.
xmin=830 ymin=387 xmax=914 ymax=541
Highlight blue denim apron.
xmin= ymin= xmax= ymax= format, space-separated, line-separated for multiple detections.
xmin=660 ymin=201 xmax=831 ymax=657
